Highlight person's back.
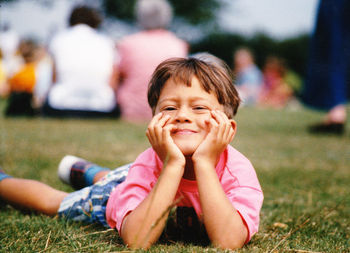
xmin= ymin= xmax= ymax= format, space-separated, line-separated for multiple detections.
xmin=51 ymin=25 xmax=114 ymax=90
xmin=117 ymin=29 xmax=187 ymax=121
xmin=116 ymin=0 xmax=188 ymax=122
xmin=44 ymin=5 xmax=119 ymax=117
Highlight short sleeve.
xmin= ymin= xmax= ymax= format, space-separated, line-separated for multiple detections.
xmin=221 ymin=146 xmax=264 ymax=242
xmin=106 ymin=148 xmax=161 ymax=232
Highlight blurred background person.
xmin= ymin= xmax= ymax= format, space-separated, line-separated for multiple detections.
xmin=42 ymin=5 xmax=120 ymax=118
xmin=115 ymin=0 xmax=188 ymax=122
xmin=233 ymin=47 xmax=262 ymax=106
xmin=0 ymin=49 xmax=7 ymax=97
xmin=32 ymin=46 xmax=53 ymax=109
xmin=259 ymin=56 xmax=301 ymax=109
xmin=302 ymin=0 xmax=350 ymax=135
xmin=0 ymin=23 xmax=20 ymax=79
xmin=4 ymin=38 xmax=41 ymax=116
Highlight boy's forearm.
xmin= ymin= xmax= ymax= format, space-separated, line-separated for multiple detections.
xmin=121 ymin=162 xmax=184 ymax=249
xmin=194 ymin=160 xmax=247 ymax=249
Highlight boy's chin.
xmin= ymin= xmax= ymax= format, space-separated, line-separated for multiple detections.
xmin=179 ymin=148 xmax=196 ymax=157
xmin=175 ymin=143 xmax=200 ymax=157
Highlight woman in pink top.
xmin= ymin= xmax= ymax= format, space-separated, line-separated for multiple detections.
xmin=116 ymin=0 xmax=188 ymax=122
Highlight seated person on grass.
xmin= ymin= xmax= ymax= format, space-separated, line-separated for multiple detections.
xmin=0 ymin=56 xmax=263 ymax=250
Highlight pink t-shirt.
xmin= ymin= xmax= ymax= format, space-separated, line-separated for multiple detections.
xmin=116 ymin=29 xmax=188 ymax=122
xmin=106 ymin=145 xmax=263 ymax=242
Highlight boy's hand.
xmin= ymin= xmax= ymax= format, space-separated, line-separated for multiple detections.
xmin=192 ymin=110 xmax=236 ymax=166
xmin=146 ymin=113 xmax=185 ymax=167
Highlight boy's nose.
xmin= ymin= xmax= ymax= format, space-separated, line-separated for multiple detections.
xmin=175 ymin=108 xmax=191 ymax=123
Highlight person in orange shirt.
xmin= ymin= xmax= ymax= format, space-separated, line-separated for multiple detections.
xmin=5 ymin=39 xmax=40 ymax=116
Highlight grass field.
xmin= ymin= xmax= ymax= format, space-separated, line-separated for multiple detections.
xmin=0 ymin=101 xmax=349 ymax=252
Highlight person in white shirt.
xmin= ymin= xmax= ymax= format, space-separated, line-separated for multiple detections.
xmin=42 ymin=5 xmax=120 ymax=118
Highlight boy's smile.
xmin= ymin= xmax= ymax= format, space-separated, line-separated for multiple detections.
xmin=155 ymin=76 xmax=225 ymax=156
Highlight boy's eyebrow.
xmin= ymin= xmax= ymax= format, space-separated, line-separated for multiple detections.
xmin=157 ymin=96 xmax=215 ymax=106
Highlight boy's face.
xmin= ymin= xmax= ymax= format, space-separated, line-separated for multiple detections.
xmin=154 ymin=76 xmax=225 ymax=156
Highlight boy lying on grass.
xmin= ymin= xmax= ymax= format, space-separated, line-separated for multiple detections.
xmin=0 ymin=56 xmax=263 ymax=250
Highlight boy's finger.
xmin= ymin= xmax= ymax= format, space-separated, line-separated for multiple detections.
xmin=163 ymin=124 xmax=174 ymax=139
xmin=157 ymin=114 xmax=171 ymax=127
xmin=216 ymin=111 xmax=231 ymax=133
xmin=211 ymin=110 xmax=233 ymax=139
xmin=153 ymin=114 xmax=171 ymax=140
xmin=147 ymin=112 xmax=163 ymax=129
xmin=208 ymin=117 xmax=219 ymax=131
xmin=148 ymin=112 xmax=167 ymax=129
xmin=214 ymin=110 xmax=229 ymax=123
xmin=211 ymin=110 xmax=227 ymax=130
xmin=147 ymin=113 xmax=164 ymax=142
xmin=210 ymin=110 xmax=225 ymax=125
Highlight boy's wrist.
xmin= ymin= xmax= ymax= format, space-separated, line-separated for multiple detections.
xmin=162 ymin=160 xmax=185 ymax=179
xmin=192 ymin=151 xmax=218 ymax=164
xmin=192 ymin=156 xmax=217 ymax=169
xmin=165 ymin=158 xmax=186 ymax=169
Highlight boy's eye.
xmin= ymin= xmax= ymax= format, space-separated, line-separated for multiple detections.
xmin=193 ymin=106 xmax=208 ymax=110
xmin=163 ymin=107 xmax=176 ymax=111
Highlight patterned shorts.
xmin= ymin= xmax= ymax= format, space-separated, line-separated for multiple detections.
xmin=58 ymin=163 xmax=131 ymax=227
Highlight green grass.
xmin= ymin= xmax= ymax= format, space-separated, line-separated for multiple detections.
xmin=0 ymin=100 xmax=349 ymax=252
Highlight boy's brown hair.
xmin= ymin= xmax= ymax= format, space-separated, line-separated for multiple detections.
xmin=147 ymin=57 xmax=241 ymax=118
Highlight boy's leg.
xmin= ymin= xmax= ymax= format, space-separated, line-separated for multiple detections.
xmin=58 ymin=164 xmax=130 ymax=227
xmin=58 ymin=155 xmax=132 ymax=189
xmin=0 ymin=169 xmax=12 ymax=182
xmin=0 ymin=176 xmax=67 ymax=216
xmin=58 ymin=155 xmax=111 ymax=190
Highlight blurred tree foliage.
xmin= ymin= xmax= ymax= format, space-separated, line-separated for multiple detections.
xmin=190 ymin=32 xmax=310 ymax=78
xmin=102 ymin=0 xmax=223 ymax=25
xmin=0 ymin=0 xmax=224 ymax=25
xmin=1 ymin=0 xmax=310 ymax=78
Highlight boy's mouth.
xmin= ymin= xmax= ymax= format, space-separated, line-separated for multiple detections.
xmin=172 ymin=129 xmax=197 ymax=135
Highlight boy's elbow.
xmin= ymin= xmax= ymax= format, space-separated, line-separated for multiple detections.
xmin=123 ymin=238 xmax=150 ymax=249
xmin=122 ymin=233 xmax=156 ymax=250
xmin=210 ymin=229 xmax=247 ymax=250
xmin=212 ymin=237 xmax=245 ymax=250
xmin=214 ymin=241 xmax=244 ymax=250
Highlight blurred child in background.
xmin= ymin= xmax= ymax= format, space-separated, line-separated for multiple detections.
xmin=4 ymin=39 xmax=41 ymax=116
xmin=259 ymin=56 xmax=301 ymax=109
xmin=233 ymin=47 xmax=263 ymax=106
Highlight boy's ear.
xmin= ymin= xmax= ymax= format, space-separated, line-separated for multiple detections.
xmin=230 ymin=119 xmax=237 ymax=133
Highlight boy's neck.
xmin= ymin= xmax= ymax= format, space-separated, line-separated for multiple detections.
xmin=183 ymin=156 xmax=196 ymax=180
